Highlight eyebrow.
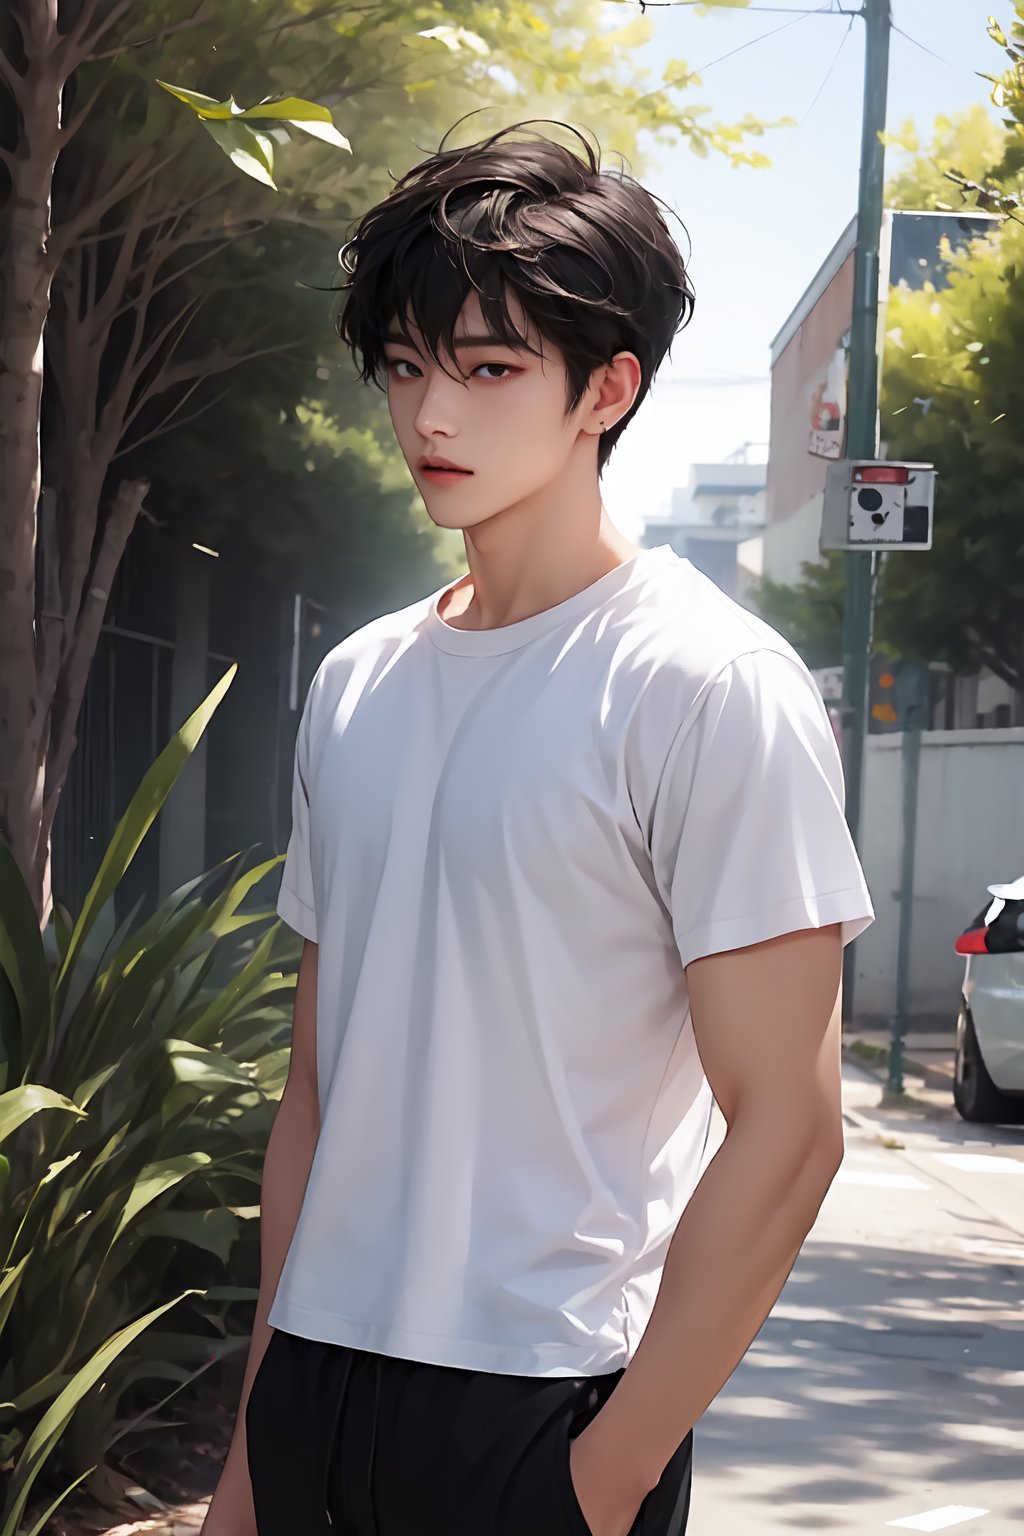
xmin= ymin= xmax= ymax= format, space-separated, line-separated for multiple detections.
xmin=383 ymin=332 xmax=520 ymax=351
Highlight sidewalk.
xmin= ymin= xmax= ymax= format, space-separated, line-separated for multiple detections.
xmin=843 ymin=1025 xmax=957 ymax=1096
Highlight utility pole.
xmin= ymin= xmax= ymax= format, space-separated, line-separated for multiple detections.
xmin=841 ymin=0 xmax=892 ymax=1022
xmin=888 ymin=660 xmax=929 ymax=1094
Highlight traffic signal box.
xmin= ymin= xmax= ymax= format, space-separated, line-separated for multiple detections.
xmin=868 ymin=656 xmax=931 ymax=733
xmin=821 ymin=460 xmax=936 ymax=553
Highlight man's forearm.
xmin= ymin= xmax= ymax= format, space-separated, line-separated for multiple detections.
xmin=220 ymin=1087 xmax=320 ymax=1473
xmin=594 ymin=1109 xmax=840 ymax=1491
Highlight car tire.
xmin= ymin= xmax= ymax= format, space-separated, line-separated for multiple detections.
xmin=953 ymin=1002 xmax=1024 ymax=1124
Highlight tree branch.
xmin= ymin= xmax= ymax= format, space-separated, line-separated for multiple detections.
xmin=48 ymin=477 xmax=148 ymax=800
xmin=113 ymin=383 xmax=231 ymax=458
xmin=157 ymin=338 xmax=300 ymax=394
xmin=260 ymin=3 xmax=353 ymax=37
xmin=52 ymin=146 xmax=181 ymax=256
xmin=75 ymin=0 xmax=137 ymax=54
xmin=62 ymin=0 xmax=102 ymax=56
xmin=964 ymin=629 xmax=1021 ymax=693
xmin=60 ymin=60 xmax=117 ymax=145
xmin=0 ymin=41 xmax=24 ymax=102
xmin=85 ymin=227 xmax=99 ymax=314
xmin=120 ymin=294 xmax=209 ymax=424
xmin=85 ymin=2 xmax=215 ymax=63
xmin=113 ymin=238 xmax=234 ymax=329
xmin=88 ymin=176 xmax=155 ymax=333
xmin=115 ymin=330 xmax=296 ymax=447
xmin=60 ymin=246 xmax=104 ymax=444
xmin=35 ymin=487 xmax=65 ymax=712
xmin=69 ymin=179 xmax=241 ymax=245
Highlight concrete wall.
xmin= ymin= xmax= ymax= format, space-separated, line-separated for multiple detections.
xmin=853 ymin=728 xmax=1024 ymax=1031
xmin=759 ymin=494 xmax=823 ymax=586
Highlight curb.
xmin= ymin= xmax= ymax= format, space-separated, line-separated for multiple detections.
xmin=843 ymin=1038 xmax=954 ymax=1087
xmin=841 ymin=1044 xmax=954 ymax=1117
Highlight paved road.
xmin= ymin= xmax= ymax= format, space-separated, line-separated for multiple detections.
xmin=689 ymin=1061 xmax=1024 ymax=1536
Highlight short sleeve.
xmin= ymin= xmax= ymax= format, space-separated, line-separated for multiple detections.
xmin=648 ymin=648 xmax=875 ymax=972
xmin=277 ymin=675 xmax=319 ymax=943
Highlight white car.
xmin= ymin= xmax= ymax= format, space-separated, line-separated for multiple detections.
xmin=953 ymin=875 xmax=1024 ymax=1124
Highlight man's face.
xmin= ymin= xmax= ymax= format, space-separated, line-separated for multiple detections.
xmin=383 ymin=292 xmax=596 ymax=532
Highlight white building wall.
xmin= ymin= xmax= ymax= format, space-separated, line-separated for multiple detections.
xmin=759 ymin=494 xmax=824 ymax=586
xmin=853 ymin=728 xmax=1024 ymax=1028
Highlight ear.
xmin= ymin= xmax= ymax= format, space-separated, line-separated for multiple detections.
xmin=583 ymin=351 xmax=643 ymax=437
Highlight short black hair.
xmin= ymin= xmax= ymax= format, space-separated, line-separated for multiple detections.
xmin=336 ymin=121 xmax=695 ymax=471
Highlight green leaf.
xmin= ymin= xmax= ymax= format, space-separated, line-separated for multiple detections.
xmin=0 ymin=845 xmax=51 ymax=1082
xmin=282 ymin=117 xmax=351 ymax=151
xmin=54 ymin=666 xmax=236 ymax=1018
xmin=249 ymin=1046 xmax=290 ymax=1096
xmin=154 ymin=81 xmax=225 ymax=114
xmin=416 ymin=25 xmax=490 ymax=57
xmin=19 ymin=1464 xmax=96 ymax=1536
xmin=179 ymin=925 xmax=279 ymax=1045
xmin=203 ymin=121 xmax=277 ymax=189
xmin=0 ymin=1291 xmax=201 ymax=1536
xmin=0 ymin=1254 xmax=29 ymax=1334
xmin=233 ymin=97 xmax=351 ymax=151
xmin=241 ymin=96 xmax=335 ymax=121
xmin=163 ymin=1040 xmax=256 ymax=1093
xmin=66 ymin=901 xmax=212 ymax=1091
xmin=0 ymin=1085 xmax=85 ymax=1143
xmin=112 ymin=1153 xmax=212 ymax=1246
xmin=40 ymin=1151 xmax=82 ymax=1186
xmin=52 ymin=904 xmax=73 ymax=964
xmin=72 ymin=1063 xmax=119 ymax=1111
xmin=157 ymin=84 xmax=350 ymax=153
xmin=133 ymin=1208 xmax=240 ymax=1266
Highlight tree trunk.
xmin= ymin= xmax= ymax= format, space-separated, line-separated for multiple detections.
xmin=0 ymin=1 xmax=66 ymax=925
xmin=37 ymin=478 xmax=149 ymax=911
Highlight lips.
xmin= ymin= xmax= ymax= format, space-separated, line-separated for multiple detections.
xmin=420 ymin=458 xmax=472 ymax=474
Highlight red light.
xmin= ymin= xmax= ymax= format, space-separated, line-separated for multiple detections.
xmin=853 ymin=465 xmax=910 ymax=485
xmin=954 ymin=927 xmax=990 ymax=956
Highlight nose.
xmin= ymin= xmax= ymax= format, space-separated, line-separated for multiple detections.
xmin=412 ymin=366 xmax=465 ymax=440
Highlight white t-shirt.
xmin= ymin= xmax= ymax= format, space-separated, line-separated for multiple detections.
xmin=268 ymin=545 xmax=874 ymax=1377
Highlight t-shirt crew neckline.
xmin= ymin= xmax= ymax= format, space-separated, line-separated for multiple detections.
xmin=426 ymin=544 xmax=676 ymax=657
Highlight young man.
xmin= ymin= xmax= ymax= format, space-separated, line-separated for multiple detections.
xmin=203 ymin=123 xmax=874 ymax=1536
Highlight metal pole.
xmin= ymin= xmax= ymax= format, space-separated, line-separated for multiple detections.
xmin=841 ymin=0 xmax=892 ymax=1023
xmin=888 ymin=661 xmax=928 ymax=1093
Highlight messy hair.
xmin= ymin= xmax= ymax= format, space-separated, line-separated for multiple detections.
xmin=336 ymin=121 xmax=695 ymax=471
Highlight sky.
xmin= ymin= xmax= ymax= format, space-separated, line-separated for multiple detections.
xmin=599 ymin=0 xmax=1005 ymax=539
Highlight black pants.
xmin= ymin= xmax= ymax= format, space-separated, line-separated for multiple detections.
xmin=246 ymin=1328 xmax=693 ymax=1535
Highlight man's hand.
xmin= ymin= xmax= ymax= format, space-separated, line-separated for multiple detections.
xmin=568 ymin=1415 xmax=651 ymax=1536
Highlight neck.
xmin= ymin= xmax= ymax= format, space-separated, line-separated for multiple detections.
xmin=440 ymin=454 xmax=642 ymax=632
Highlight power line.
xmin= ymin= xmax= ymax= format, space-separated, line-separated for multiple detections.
xmin=775 ymin=12 xmax=857 ymax=162
xmin=615 ymin=2 xmax=863 ymax=13
xmin=693 ymin=3 xmax=831 ymax=73
xmin=802 ymin=12 xmax=857 ymax=114
xmin=891 ymin=22 xmax=959 ymax=74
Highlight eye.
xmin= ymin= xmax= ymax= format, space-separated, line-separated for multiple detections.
xmin=473 ymin=363 xmax=519 ymax=382
xmin=387 ymin=359 xmax=422 ymax=380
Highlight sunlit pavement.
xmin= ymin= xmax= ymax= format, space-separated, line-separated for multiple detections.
xmin=689 ymin=1060 xmax=1024 ymax=1535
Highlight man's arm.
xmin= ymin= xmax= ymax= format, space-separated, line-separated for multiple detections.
xmin=201 ymin=938 xmax=321 ymax=1535
xmin=571 ymin=924 xmax=846 ymax=1533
